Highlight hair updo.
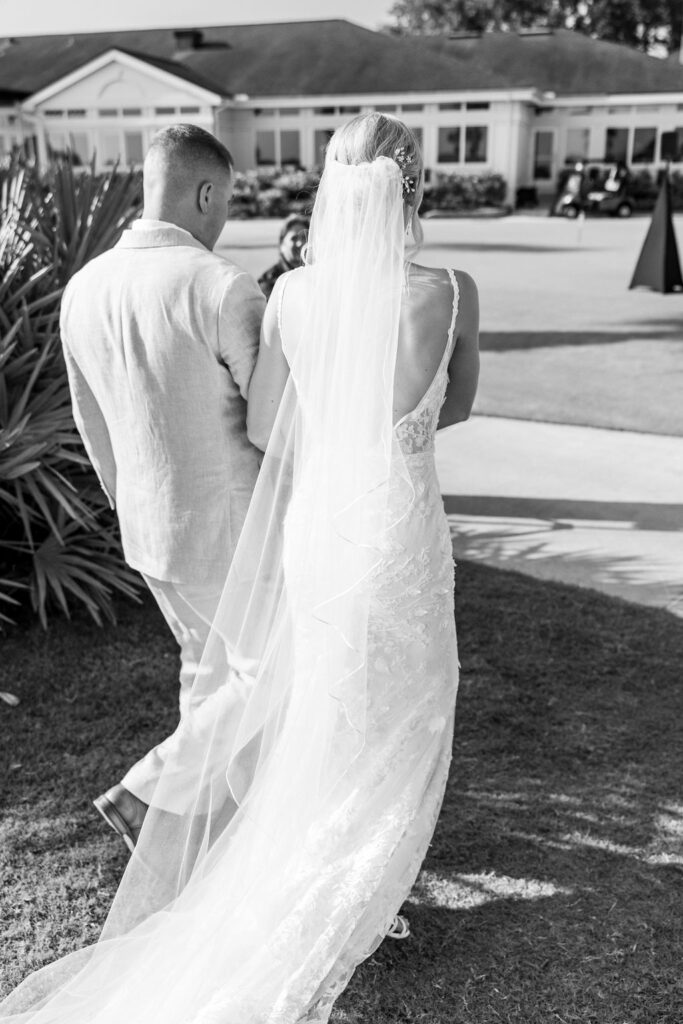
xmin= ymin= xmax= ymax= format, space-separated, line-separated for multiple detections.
xmin=325 ymin=113 xmax=425 ymax=251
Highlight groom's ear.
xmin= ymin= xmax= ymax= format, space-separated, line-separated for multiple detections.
xmin=198 ymin=181 xmax=213 ymax=214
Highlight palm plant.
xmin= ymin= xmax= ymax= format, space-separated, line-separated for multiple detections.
xmin=0 ymin=158 xmax=143 ymax=626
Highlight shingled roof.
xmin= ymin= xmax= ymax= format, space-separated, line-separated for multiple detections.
xmin=0 ymin=20 xmax=509 ymax=99
xmin=425 ymin=28 xmax=683 ymax=95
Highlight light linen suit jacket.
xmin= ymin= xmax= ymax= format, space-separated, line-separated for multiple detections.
xmin=60 ymin=221 xmax=266 ymax=585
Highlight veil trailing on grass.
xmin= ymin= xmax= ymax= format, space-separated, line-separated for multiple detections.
xmin=0 ymin=156 xmax=414 ymax=1023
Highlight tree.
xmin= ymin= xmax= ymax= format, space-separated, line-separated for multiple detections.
xmin=388 ymin=0 xmax=682 ymax=55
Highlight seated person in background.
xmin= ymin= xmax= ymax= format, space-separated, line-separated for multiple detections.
xmin=258 ymin=214 xmax=310 ymax=298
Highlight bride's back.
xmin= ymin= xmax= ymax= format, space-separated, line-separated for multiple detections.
xmin=278 ymin=262 xmax=456 ymax=426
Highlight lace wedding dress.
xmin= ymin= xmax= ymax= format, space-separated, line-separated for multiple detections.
xmin=0 ymin=160 xmax=461 ymax=1024
xmin=288 ymin=269 xmax=461 ymax=1022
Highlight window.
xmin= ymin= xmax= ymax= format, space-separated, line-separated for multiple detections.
xmin=124 ymin=131 xmax=144 ymax=165
xmin=279 ymin=108 xmax=300 ymax=116
xmin=69 ymin=131 xmax=91 ymax=165
xmin=180 ymin=106 xmax=200 ymax=114
xmin=280 ymin=130 xmax=301 ymax=165
xmin=411 ymin=127 xmax=423 ymax=152
xmin=47 ymin=133 xmax=69 ymax=158
xmin=438 ymin=126 xmax=460 ymax=162
xmin=661 ymin=127 xmax=683 ymax=162
xmin=605 ymin=127 xmax=629 ymax=163
xmin=632 ymin=126 xmax=656 ymax=164
xmin=314 ymin=107 xmax=336 ymax=116
xmin=256 ymin=129 xmax=276 ymax=165
xmin=314 ymin=129 xmax=335 ymax=163
xmin=533 ymin=130 xmax=554 ymax=180
xmin=67 ymin=109 xmax=86 ymax=118
xmin=155 ymin=107 xmax=176 ymax=115
xmin=566 ymin=127 xmax=590 ymax=162
xmin=374 ymin=105 xmax=397 ymax=112
xmin=465 ymin=125 xmax=488 ymax=162
xmin=339 ymin=106 xmax=360 ymax=114
xmin=439 ymin=102 xmax=462 ymax=111
xmin=100 ymin=131 xmax=121 ymax=166
xmin=401 ymin=103 xmax=424 ymax=112
xmin=99 ymin=108 xmax=118 ymax=117
xmin=466 ymin=101 xmax=489 ymax=110
xmin=44 ymin=110 xmax=64 ymax=118
xmin=122 ymin=108 xmax=142 ymax=116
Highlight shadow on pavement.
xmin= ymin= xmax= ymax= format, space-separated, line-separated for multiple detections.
xmin=443 ymin=495 xmax=683 ymax=532
xmin=480 ymin=327 xmax=683 ymax=350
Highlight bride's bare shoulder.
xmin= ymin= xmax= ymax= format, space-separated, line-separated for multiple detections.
xmin=405 ymin=263 xmax=477 ymax=310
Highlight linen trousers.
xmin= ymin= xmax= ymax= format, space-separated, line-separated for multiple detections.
xmin=121 ymin=573 xmax=225 ymax=809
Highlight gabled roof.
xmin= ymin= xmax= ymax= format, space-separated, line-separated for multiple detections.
xmin=0 ymin=20 xmax=512 ymax=100
xmin=425 ymin=28 xmax=683 ymax=95
xmin=23 ymin=48 xmax=224 ymax=109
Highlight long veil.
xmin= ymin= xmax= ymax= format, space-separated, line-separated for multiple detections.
xmin=0 ymin=156 xmax=414 ymax=1024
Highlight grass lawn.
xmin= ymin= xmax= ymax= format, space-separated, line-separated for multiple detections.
xmin=2 ymin=564 xmax=683 ymax=1022
xmin=474 ymin=337 xmax=683 ymax=437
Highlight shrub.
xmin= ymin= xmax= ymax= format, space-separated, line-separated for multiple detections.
xmin=0 ymin=159 xmax=143 ymax=627
xmin=421 ymin=171 xmax=508 ymax=213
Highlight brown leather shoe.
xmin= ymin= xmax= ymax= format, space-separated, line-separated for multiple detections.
xmin=93 ymin=784 xmax=148 ymax=853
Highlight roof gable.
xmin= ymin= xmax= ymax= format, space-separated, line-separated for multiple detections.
xmin=23 ymin=48 xmax=223 ymax=110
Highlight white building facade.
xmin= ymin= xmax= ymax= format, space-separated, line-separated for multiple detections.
xmin=1 ymin=24 xmax=683 ymax=202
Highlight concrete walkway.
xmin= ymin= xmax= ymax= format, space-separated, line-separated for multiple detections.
xmin=436 ymin=416 xmax=683 ymax=618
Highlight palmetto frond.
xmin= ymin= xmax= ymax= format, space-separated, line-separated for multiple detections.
xmin=0 ymin=158 xmax=143 ymax=627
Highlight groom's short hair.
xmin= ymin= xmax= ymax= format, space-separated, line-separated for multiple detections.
xmin=146 ymin=124 xmax=234 ymax=180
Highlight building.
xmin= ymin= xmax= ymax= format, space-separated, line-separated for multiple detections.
xmin=1 ymin=20 xmax=682 ymax=200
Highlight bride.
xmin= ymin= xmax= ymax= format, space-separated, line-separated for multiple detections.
xmin=0 ymin=113 xmax=479 ymax=1024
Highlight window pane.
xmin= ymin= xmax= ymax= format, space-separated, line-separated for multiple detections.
xmin=437 ymin=126 xmax=460 ymax=162
xmin=99 ymin=108 xmax=118 ymax=117
xmin=466 ymin=101 xmax=489 ymax=110
xmin=632 ymin=126 xmax=656 ymax=164
xmin=280 ymin=130 xmax=300 ymax=165
xmin=465 ymin=125 xmax=488 ymax=162
xmin=47 ymin=131 xmax=68 ymax=158
xmin=122 ymin=108 xmax=142 ymax=117
xmin=605 ymin=127 xmax=629 ymax=163
xmin=533 ymin=130 xmax=553 ymax=179
xmin=69 ymin=132 xmax=91 ymax=165
xmin=339 ymin=105 xmax=360 ymax=114
xmin=314 ymin=129 xmax=335 ymax=164
xmin=155 ymin=107 xmax=176 ymax=115
xmin=566 ymin=127 xmax=590 ymax=162
xmin=401 ymin=103 xmax=424 ymax=112
xmin=179 ymin=106 xmax=200 ymax=114
xmin=278 ymin=107 xmax=300 ymax=116
xmin=314 ymin=107 xmax=336 ymax=116
xmin=100 ymin=131 xmax=121 ymax=166
xmin=439 ymin=102 xmax=462 ymax=111
xmin=256 ymin=130 xmax=276 ymax=165
xmin=373 ymin=105 xmax=396 ymax=112
xmin=67 ymin=109 xmax=86 ymax=118
xmin=124 ymin=131 xmax=144 ymax=165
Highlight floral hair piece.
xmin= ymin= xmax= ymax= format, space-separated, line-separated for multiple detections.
xmin=394 ymin=146 xmax=416 ymax=198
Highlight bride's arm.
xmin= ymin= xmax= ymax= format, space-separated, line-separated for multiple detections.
xmin=247 ymin=277 xmax=291 ymax=452
xmin=438 ymin=270 xmax=480 ymax=430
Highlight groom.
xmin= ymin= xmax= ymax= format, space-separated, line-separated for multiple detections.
xmin=60 ymin=125 xmax=265 ymax=850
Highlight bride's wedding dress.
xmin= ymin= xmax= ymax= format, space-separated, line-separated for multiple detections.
xmin=0 ymin=159 xmax=460 ymax=1024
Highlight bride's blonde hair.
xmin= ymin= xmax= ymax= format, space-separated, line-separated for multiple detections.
xmin=325 ymin=113 xmax=424 ymax=251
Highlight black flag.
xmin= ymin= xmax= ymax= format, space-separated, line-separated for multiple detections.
xmin=629 ymin=171 xmax=683 ymax=293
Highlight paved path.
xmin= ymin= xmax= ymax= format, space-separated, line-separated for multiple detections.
xmin=437 ymin=416 xmax=683 ymax=617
